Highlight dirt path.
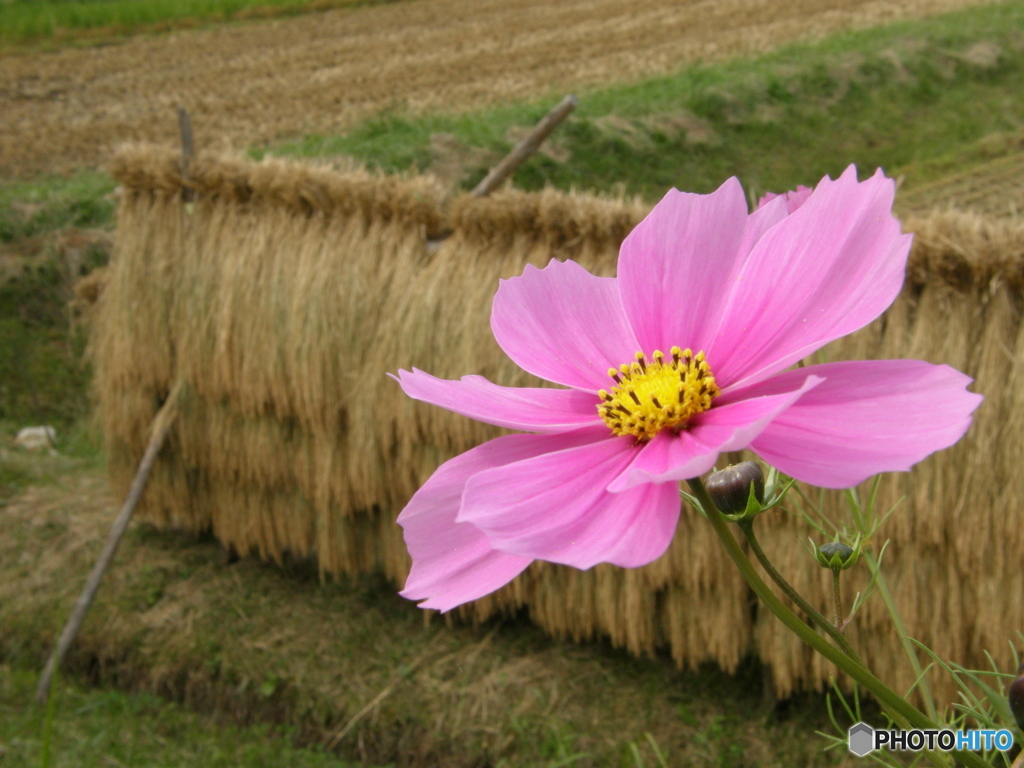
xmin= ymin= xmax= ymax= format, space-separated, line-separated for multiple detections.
xmin=0 ymin=0 xmax=998 ymax=178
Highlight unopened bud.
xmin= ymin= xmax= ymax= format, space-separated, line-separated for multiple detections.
xmin=706 ymin=462 xmax=765 ymax=515
xmin=814 ymin=539 xmax=860 ymax=571
xmin=1010 ymin=661 xmax=1024 ymax=732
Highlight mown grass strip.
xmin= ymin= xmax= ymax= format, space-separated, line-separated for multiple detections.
xmin=263 ymin=0 xmax=1024 ymax=202
xmin=0 ymin=0 xmax=404 ymax=50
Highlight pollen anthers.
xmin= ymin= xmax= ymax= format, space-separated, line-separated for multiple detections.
xmin=598 ymin=347 xmax=719 ymax=441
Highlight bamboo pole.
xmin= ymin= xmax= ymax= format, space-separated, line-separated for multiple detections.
xmin=35 ymin=385 xmax=183 ymax=705
xmin=426 ymin=94 xmax=577 ymax=253
xmin=35 ymin=111 xmax=199 ymax=705
xmin=471 ymin=94 xmax=577 ymax=198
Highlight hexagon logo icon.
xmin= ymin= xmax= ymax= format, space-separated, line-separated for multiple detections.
xmin=849 ymin=722 xmax=875 ymax=756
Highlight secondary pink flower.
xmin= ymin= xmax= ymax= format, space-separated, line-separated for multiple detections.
xmin=393 ymin=166 xmax=982 ymax=611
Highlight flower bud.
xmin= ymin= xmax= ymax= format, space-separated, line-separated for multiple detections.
xmin=706 ymin=462 xmax=765 ymax=515
xmin=1010 ymin=660 xmax=1024 ymax=732
xmin=813 ymin=538 xmax=861 ymax=571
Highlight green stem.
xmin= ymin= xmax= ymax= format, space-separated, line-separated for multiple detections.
xmin=863 ymin=550 xmax=939 ymax=724
xmin=831 ymin=569 xmax=842 ymax=631
xmin=688 ymin=477 xmax=987 ymax=768
xmin=737 ymin=519 xmax=859 ymax=660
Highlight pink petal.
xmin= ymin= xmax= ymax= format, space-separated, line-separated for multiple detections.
xmin=459 ymin=438 xmax=680 ymax=569
xmin=735 ymin=193 xmax=789 ymax=261
xmin=617 ymin=178 xmax=751 ymax=355
xmin=710 ymin=166 xmax=913 ymax=390
xmin=607 ymin=373 xmax=823 ymax=491
xmin=491 ymin=259 xmax=639 ymax=391
xmin=399 ymin=430 xmax=606 ymax=611
xmin=749 ymin=360 xmax=983 ymax=488
xmin=757 ymin=185 xmax=813 ymax=213
xmin=393 ymin=369 xmax=602 ymax=433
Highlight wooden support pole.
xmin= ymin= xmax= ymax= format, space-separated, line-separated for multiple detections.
xmin=470 ymin=93 xmax=577 ymax=198
xmin=426 ymin=94 xmax=578 ymax=253
xmin=36 ymin=110 xmax=198 ymax=705
xmin=35 ymin=385 xmax=183 ymax=705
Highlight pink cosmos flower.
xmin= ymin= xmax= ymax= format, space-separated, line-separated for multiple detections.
xmin=393 ymin=166 xmax=983 ymax=611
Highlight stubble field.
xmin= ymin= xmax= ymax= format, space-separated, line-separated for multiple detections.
xmin=0 ymin=0 xmax=1002 ymax=179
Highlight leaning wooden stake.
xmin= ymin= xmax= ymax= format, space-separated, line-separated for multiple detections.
xmin=426 ymin=94 xmax=577 ymax=253
xmin=470 ymin=93 xmax=577 ymax=198
xmin=35 ymin=384 xmax=183 ymax=705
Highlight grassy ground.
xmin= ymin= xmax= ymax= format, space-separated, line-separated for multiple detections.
xmin=0 ymin=0 xmax=402 ymax=50
xmin=1 ymin=664 xmax=372 ymax=768
xmin=0 ymin=173 xmax=115 ymax=244
xmin=0 ymin=454 xmax=858 ymax=768
xmin=0 ymin=173 xmax=115 ymax=431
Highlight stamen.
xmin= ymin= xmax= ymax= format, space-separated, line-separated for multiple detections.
xmin=597 ymin=347 xmax=720 ymax=441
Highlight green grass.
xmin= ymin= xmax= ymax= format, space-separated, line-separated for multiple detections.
xmin=0 ymin=0 xmax=403 ymax=50
xmin=0 ymin=418 xmax=102 ymax=507
xmin=0 ymin=173 xmax=116 ymax=245
xmin=262 ymin=0 xmax=1024 ymax=201
xmin=0 ymin=456 xmax=853 ymax=767
xmin=0 ymin=664 xmax=378 ymax=768
xmin=0 ymin=271 xmax=96 ymax=431
xmin=0 ymin=172 xmax=115 ymax=430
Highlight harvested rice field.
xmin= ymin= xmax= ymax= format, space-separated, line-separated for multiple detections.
xmin=0 ymin=0 xmax=1003 ymax=178
xmin=900 ymin=147 xmax=1024 ymax=217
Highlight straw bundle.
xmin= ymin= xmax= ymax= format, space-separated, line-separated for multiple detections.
xmin=94 ymin=145 xmax=1024 ymax=701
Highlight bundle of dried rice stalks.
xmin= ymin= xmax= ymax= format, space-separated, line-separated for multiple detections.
xmin=94 ymin=144 xmax=1024 ymax=702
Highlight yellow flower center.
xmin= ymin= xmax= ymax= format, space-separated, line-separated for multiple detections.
xmin=598 ymin=347 xmax=720 ymax=441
